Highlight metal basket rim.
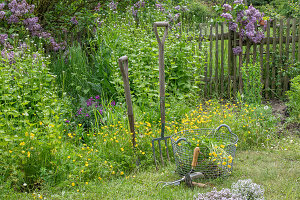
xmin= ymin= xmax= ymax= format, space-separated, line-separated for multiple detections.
xmin=170 ymin=125 xmax=238 ymax=145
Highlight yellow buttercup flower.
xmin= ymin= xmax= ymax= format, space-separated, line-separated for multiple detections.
xmin=220 ymin=145 xmax=225 ymax=148
xmin=227 ymin=165 xmax=232 ymax=168
xmin=72 ymin=182 xmax=75 ymax=186
xmin=120 ymin=171 xmax=124 ymax=175
xmin=222 ymin=162 xmax=227 ymax=165
xmin=20 ymin=142 xmax=25 ymax=146
xmin=121 ymin=148 xmax=124 ymax=151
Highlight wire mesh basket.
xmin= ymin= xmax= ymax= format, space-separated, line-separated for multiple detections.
xmin=170 ymin=124 xmax=238 ymax=179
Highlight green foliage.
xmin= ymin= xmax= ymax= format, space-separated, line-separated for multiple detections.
xmin=286 ymin=75 xmax=300 ymax=122
xmin=0 ymin=47 xmax=72 ymax=190
xmin=50 ymin=44 xmax=98 ymax=99
xmin=184 ymin=1 xmax=216 ymax=23
xmin=240 ymin=62 xmax=263 ymax=105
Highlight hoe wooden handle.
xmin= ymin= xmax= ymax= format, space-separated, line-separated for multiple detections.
xmin=191 ymin=147 xmax=200 ymax=169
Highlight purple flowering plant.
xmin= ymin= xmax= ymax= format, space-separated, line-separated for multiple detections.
xmin=70 ymin=95 xmax=118 ymax=130
xmin=214 ymin=0 xmax=268 ymax=55
xmin=0 ymin=0 xmax=66 ymax=52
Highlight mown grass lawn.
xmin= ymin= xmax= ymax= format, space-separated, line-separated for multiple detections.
xmin=2 ymin=136 xmax=299 ymax=200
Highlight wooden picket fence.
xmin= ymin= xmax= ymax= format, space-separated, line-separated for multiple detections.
xmin=198 ymin=18 xmax=300 ymax=99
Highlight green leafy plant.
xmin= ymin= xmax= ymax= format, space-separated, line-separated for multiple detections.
xmin=241 ymin=62 xmax=263 ymax=105
xmin=286 ymin=75 xmax=300 ymax=122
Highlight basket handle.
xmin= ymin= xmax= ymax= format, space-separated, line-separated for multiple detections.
xmin=175 ymin=137 xmax=191 ymax=146
xmin=215 ymin=124 xmax=238 ymax=144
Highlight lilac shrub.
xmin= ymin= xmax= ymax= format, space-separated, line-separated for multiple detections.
xmin=0 ymin=0 xmax=65 ymax=51
xmin=216 ymin=0 xmax=268 ymax=54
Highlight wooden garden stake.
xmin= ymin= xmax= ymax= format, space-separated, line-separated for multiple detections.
xmin=118 ymin=56 xmax=138 ymax=165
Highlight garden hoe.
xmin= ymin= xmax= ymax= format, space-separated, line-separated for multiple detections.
xmin=152 ymin=21 xmax=171 ymax=170
xmin=119 ymin=56 xmax=139 ymax=166
xmin=156 ymin=147 xmax=208 ymax=188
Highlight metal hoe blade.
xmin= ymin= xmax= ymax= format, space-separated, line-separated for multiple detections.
xmin=156 ymin=172 xmax=204 ymax=188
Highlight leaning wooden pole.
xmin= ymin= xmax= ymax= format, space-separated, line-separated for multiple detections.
xmin=119 ymin=56 xmax=138 ymax=165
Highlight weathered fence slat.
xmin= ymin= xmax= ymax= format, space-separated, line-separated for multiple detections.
xmin=228 ymin=30 xmax=233 ymax=98
xmin=220 ymin=23 xmax=225 ymax=97
xmin=209 ymin=24 xmax=213 ymax=95
xmin=284 ymin=18 xmax=290 ymax=92
xmin=238 ymin=34 xmax=243 ymax=93
xmin=215 ymin=23 xmax=219 ymax=93
xmin=272 ymin=19 xmax=277 ymax=98
xmin=259 ymin=37 xmax=264 ymax=96
xmin=198 ymin=18 xmax=298 ymax=99
xmin=278 ymin=19 xmax=284 ymax=95
xmin=291 ymin=18 xmax=296 ymax=61
xmin=233 ymin=31 xmax=237 ymax=95
xmin=265 ymin=21 xmax=271 ymax=99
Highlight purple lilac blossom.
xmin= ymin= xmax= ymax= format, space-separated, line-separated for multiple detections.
xmin=134 ymin=1 xmax=145 ymax=8
xmin=228 ymin=22 xmax=238 ymax=31
xmin=236 ymin=11 xmax=245 ymax=23
xmin=0 ymin=11 xmax=5 ymax=19
xmin=99 ymin=109 xmax=103 ymax=115
xmin=95 ymin=95 xmax=100 ymax=99
xmin=155 ymin=4 xmax=164 ymax=12
xmin=233 ymin=46 xmax=242 ymax=55
xmin=176 ymin=22 xmax=181 ymax=28
xmin=0 ymin=34 xmax=8 ymax=45
xmin=174 ymin=5 xmax=180 ymax=11
xmin=65 ymin=120 xmax=70 ymax=123
xmin=222 ymin=4 xmax=232 ymax=12
xmin=132 ymin=7 xmax=138 ymax=17
xmin=108 ymin=1 xmax=118 ymax=10
xmin=1 ymin=49 xmax=6 ymax=57
xmin=19 ymin=42 xmax=27 ymax=50
xmin=233 ymin=0 xmax=244 ymax=4
xmin=221 ymin=13 xmax=233 ymax=20
xmin=70 ymin=16 xmax=78 ymax=25
xmin=94 ymin=3 xmax=101 ymax=11
xmin=7 ymin=14 xmax=19 ymax=23
xmin=181 ymin=6 xmax=188 ymax=12
xmin=0 ymin=3 xmax=5 ymax=10
xmin=252 ymin=31 xmax=265 ymax=43
xmin=174 ymin=13 xmax=180 ymax=21
xmin=5 ymin=42 xmax=13 ymax=50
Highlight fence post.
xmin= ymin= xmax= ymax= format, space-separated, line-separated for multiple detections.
xmin=228 ymin=30 xmax=234 ymax=98
xmin=209 ymin=24 xmax=213 ymax=96
xmin=272 ymin=19 xmax=277 ymax=98
xmin=265 ymin=20 xmax=271 ymax=99
xmin=284 ymin=18 xmax=290 ymax=93
xmin=221 ymin=22 xmax=224 ymax=98
xmin=215 ymin=23 xmax=219 ymax=94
